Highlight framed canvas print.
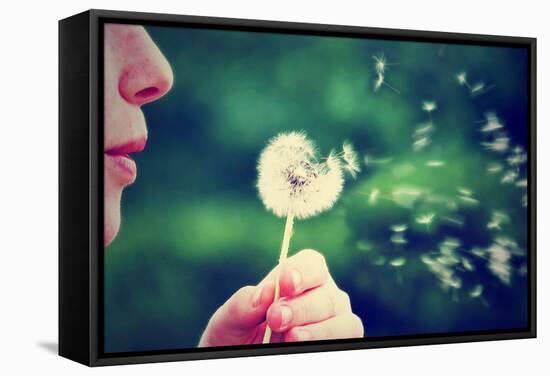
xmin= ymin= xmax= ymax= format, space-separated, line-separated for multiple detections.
xmin=59 ymin=9 xmax=537 ymax=366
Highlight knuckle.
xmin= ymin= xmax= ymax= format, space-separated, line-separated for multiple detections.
xmin=300 ymin=248 xmax=326 ymax=266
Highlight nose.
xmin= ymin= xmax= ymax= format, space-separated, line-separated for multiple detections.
xmin=118 ymin=28 xmax=174 ymax=106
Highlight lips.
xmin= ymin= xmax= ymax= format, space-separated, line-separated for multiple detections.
xmin=105 ymin=138 xmax=146 ymax=185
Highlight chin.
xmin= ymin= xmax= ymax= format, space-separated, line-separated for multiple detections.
xmin=104 ymin=174 xmax=123 ymax=247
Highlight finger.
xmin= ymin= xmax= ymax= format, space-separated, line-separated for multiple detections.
xmin=212 ymin=281 xmax=276 ymax=332
xmin=266 ymin=283 xmax=350 ymax=332
xmin=279 ymin=249 xmax=330 ymax=298
xmin=284 ymin=313 xmax=364 ymax=342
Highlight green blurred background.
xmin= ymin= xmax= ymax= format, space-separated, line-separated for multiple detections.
xmin=104 ymin=25 xmax=529 ymax=353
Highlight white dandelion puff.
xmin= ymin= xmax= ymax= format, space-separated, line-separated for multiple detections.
xmin=257 ymin=131 xmax=347 ymax=343
xmin=257 ymin=131 xmax=344 ymax=220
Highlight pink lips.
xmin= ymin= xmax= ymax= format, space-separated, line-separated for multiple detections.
xmin=105 ymin=138 xmax=146 ymax=185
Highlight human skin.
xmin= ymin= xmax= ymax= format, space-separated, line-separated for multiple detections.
xmin=104 ymin=24 xmax=364 ymax=345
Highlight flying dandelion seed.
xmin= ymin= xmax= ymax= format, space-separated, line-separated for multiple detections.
xmin=257 ymin=131 xmax=350 ymax=343
xmin=340 ymin=141 xmax=361 ymax=179
xmin=507 ymin=146 xmax=527 ymax=170
xmin=521 ymin=194 xmax=528 ymax=207
xmin=487 ymin=162 xmax=504 ymax=174
xmin=422 ymin=100 xmax=437 ymax=113
xmin=456 ymin=71 xmax=469 ymax=87
xmin=441 ymin=215 xmax=464 ymax=227
xmin=458 ymin=195 xmax=480 ymax=207
xmin=457 ymin=187 xmax=473 ymax=196
xmin=372 ymin=53 xmax=399 ymax=93
xmin=481 ymin=112 xmax=504 ymax=132
xmin=501 ymin=170 xmax=518 ymax=184
xmin=426 ymin=160 xmax=445 ymax=167
xmin=416 ymin=213 xmax=435 ymax=231
xmin=390 ymin=233 xmax=408 ymax=245
xmin=414 ymin=122 xmax=435 ymax=137
xmin=413 ymin=136 xmax=431 ymax=151
xmin=392 ymin=186 xmax=423 ymax=208
xmin=469 ymin=284 xmax=484 ymax=298
xmin=372 ymin=255 xmax=386 ymax=266
xmin=516 ymin=179 xmax=527 ymax=188
xmin=391 ymin=224 xmax=408 ymax=232
xmin=390 ymin=257 xmax=406 ymax=267
xmin=482 ymin=134 xmax=510 ymax=153
xmin=356 ymin=240 xmax=373 ymax=252
xmin=470 ymin=82 xmax=486 ymax=96
xmin=487 ymin=211 xmax=509 ymax=230
xmin=364 ymin=154 xmax=393 ymax=167
xmin=487 ymin=242 xmax=512 ymax=285
xmin=462 ymin=257 xmax=475 ymax=271
xmin=366 ymin=188 xmax=380 ymax=205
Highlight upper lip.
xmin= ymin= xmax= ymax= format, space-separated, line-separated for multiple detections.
xmin=105 ymin=137 xmax=147 ymax=156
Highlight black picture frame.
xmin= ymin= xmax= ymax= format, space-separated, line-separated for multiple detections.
xmin=59 ymin=8 xmax=537 ymax=367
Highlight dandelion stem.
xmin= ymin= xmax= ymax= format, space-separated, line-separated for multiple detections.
xmin=262 ymin=211 xmax=295 ymax=344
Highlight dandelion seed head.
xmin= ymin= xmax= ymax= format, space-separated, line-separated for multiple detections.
xmin=257 ymin=131 xmax=344 ymax=219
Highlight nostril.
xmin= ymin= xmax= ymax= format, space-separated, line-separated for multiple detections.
xmin=135 ymin=86 xmax=159 ymax=100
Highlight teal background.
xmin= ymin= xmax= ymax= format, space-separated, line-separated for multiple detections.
xmin=104 ymin=25 xmax=529 ymax=353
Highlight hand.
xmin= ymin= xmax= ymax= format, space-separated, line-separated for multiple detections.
xmin=198 ymin=249 xmax=364 ymax=347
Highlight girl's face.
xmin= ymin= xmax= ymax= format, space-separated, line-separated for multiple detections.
xmin=104 ymin=24 xmax=173 ymax=246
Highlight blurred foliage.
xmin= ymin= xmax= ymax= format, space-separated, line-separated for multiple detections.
xmin=104 ymin=25 xmax=529 ymax=353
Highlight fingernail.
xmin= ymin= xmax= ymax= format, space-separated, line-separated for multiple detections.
xmin=279 ymin=305 xmax=293 ymax=328
xmin=293 ymin=329 xmax=313 ymax=341
xmin=291 ymin=269 xmax=302 ymax=293
xmin=252 ymin=285 xmax=263 ymax=308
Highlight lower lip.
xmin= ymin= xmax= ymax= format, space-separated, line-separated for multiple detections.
xmin=105 ymin=153 xmax=137 ymax=184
